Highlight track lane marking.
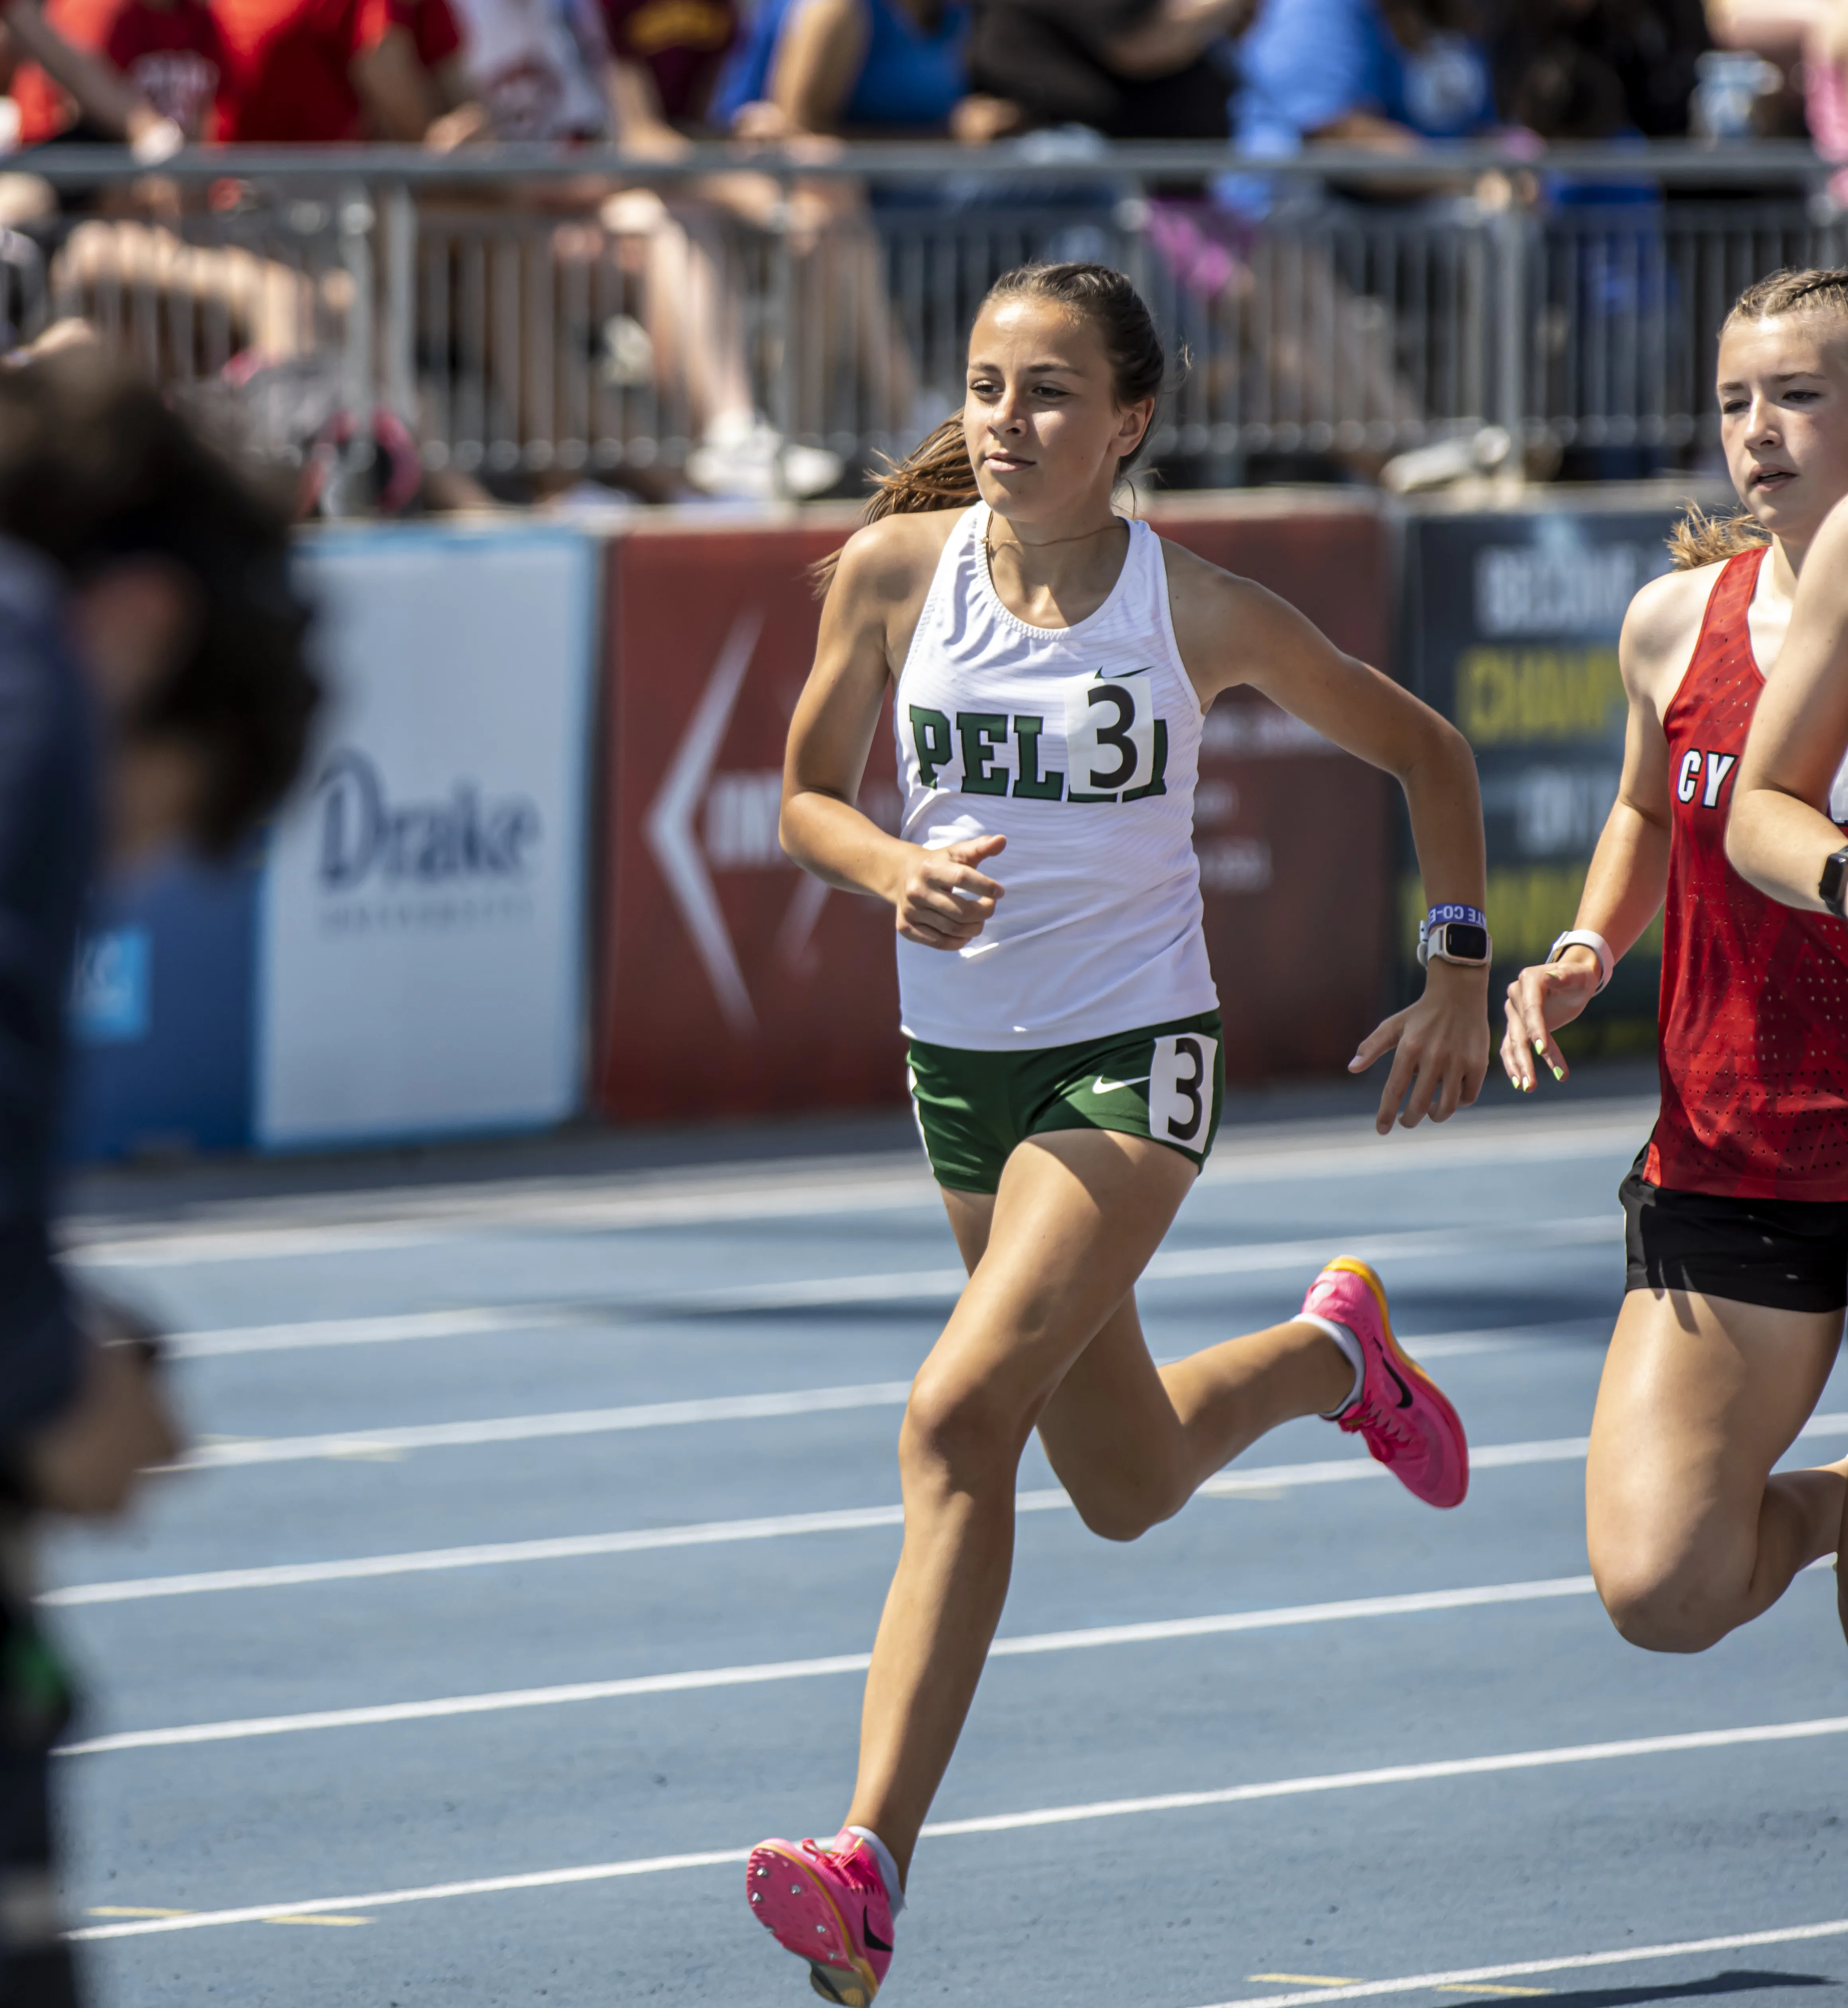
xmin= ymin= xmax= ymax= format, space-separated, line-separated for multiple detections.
xmin=669 ymin=1217 xmax=1622 ymax=1316
xmin=1196 ymin=1917 xmax=1848 ymax=2008
xmin=161 ymin=1316 xmax=1598 ymax=1467
xmin=168 ymin=1381 xmax=919 ymax=1469
xmin=64 ymin=1719 xmax=1848 ymax=1941
xmin=1249 ymin=1977 xmax=1361 ymax=1986
xmin=77 ymin=1213 xmax=1625 ymax=1301
xmin=171 ymin=1307 xmax=589 ymax=1359
xmin=63 ymin=1107 xmax=1654 ymax=1269
xmin=55 ymin=1575 xmax=1599 ymax=1755
xmin=171 ymin=1307 xmax=1584 ymax=1364
xmin=167 ymin=1305 xmax=1589 ymax=1363
xmin=47 ymin=1416 xmax=1848 ymax=1606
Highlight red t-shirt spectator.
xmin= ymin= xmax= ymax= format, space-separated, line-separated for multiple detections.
xmin=11 ymin=0 xmax=117 ymax=142
xmin=601 ymin=0 xmax=734 ymax=124
xmin=217 ymin=0 xmax=390 ymax=139
xmin=106 ymin=0 xmax=226 ymax=137
xmin=390 ymin=0 xmax=457 ymax=72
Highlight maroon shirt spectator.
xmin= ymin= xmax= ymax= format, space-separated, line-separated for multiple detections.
xmin=219 ymin=0 xmax=441 ymax=139
xmin=391 ymin=0 xmax=458 ymax=70
xmin=603 ymin=0 xmax=735 ymax=128
xmin=105 ymin=0 xmax=224 ymax=138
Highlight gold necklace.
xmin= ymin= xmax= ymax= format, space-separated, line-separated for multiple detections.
xmin=982 ymin=515 xmax=1126 ymax=565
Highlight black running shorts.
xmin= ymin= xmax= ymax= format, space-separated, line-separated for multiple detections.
xmin=1620 ymin=1147 xmax=1848 ymax=1314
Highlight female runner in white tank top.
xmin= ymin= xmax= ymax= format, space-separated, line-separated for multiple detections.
xmin=744 ymin=263 xmax=1493 ymax=2007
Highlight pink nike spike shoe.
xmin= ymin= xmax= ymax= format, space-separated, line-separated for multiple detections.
xmin=746 ymin=1831 xmax=896 ymax=2005
xmin=1303 ymin=1257 xmax=1468 ymax=1508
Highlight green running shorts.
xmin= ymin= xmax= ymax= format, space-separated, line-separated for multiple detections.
xmin=906 ymin=1010 xmax=1225 ymax=1195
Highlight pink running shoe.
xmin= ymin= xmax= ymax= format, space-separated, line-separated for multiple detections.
xmin=746 ymin=1831 xmax=895 ymax=2005
xmin=1302 ymin=1256 xmax=1468 ymax=1508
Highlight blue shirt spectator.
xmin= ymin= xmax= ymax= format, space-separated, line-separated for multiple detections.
xmin=715 ymin=0 xmax=970 ymax=134
xmin=1233 ymin=0 xmax=1493 ymax=156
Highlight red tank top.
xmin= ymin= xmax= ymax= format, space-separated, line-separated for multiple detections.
xmin=1646 ymin=546 xmax=1848 ymax=1198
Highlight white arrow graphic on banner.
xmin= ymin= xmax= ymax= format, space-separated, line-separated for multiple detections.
xmin=644 ymin=608 xmax=763 ymax=1035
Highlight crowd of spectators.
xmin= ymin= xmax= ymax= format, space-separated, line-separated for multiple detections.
xmin=0 ymin=0 xmax=1819 ymax=502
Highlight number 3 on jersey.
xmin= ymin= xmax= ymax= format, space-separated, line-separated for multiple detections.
xmin=1065 ymin=668 xmax=1159 ymax=801
xmin=1149 ymin=1032 xmax=1218 ymax=1145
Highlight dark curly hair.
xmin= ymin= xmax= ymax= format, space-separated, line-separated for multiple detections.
xmin=0 ymin=353 xmax=318 ymax=854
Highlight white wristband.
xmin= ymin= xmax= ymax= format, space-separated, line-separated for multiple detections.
xmin=1548 ymin=929 xmax=1614 ymax=994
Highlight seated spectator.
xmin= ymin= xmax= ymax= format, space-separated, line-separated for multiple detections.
xmin=714 ymin=0 xmax=969 ymax=137
xmin=1234 ymin=0 xmax=1496 ymax=157
xmin=1494 ymin=0 xmax=1708 ymax=139
xmin=217 ymin=0 xmax=448 ymax=140
xmin=105 ymin=0 xmax=224 ymax=137
xmin=603 ymin=0 xmax=736 ymax=144
xmin=699 ymin=0 xmax=969 ymax=477
xmin=1708 ymin=0 xmax=1836 ymax=187
xmin=963 ymin=0 xmax=1250 ymax=141
xmin=4 ymin=0 xmax=183 ymax=151
xmin=439 ymin=0 xmax=611 ymax=137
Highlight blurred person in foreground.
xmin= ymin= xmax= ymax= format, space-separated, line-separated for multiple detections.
xmin=0 ymin=351 xmax=317 ymax=2005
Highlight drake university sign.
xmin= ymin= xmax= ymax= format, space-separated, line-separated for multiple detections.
xmin=258 ymin=527 xmax=595 ymax=1146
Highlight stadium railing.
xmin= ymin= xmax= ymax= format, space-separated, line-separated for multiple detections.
xmin=6 ymin=140 xmax=1836 ymax=501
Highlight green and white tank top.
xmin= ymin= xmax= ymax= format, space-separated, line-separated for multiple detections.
xmin=893 ymin=502 xmax=1218 ymax=1050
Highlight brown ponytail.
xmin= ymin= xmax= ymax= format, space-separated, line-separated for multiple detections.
xmin=1665 ymin=502 xmax=1771 ymax=571
xmin=810 ymin=259 xmax=1169 ymax=597
xmin=808 ymin=416 xmax=976 ymax=596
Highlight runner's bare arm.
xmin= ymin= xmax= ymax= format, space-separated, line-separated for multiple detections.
xmin=1163 ymin=543 xmax=1489 ymax=1134
xmin=1727 ymin=506 xmax=1848 ymax=910
xmin=1503 ymin=564 xmax=1707 ymax=1089
xmin=781 ymin=515 xmax=1006 ymax=951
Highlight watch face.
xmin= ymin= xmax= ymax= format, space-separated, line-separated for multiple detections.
xmin=1442 ymin=923 xmax=1490 ymax=962
xmin=1823 ymin=851 xmax=1848 ymax=914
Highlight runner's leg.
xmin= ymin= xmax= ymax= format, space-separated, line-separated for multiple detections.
xmin=844 ymin=1128 xmax=1352 ymax=1878
xmin=1586 ymin=1287 xmax=1847 ymax=1651
xmin=945 ymin=1193 xmax=1348 ymax=1540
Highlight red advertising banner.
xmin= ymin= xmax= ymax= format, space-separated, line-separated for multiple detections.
xmin=1150 ymin=498 xmax=1394 ymax=1082
xmin=595 ymin=498 xmax=1392 ymax=1125
xmin=597 ymin=515 xmax=905 ymax=1124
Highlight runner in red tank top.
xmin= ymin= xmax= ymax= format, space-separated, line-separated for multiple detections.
xmin=1502 ymin=265 xmax=1848 ymax=1661
xmin=1651 ymin=543 xmax=1848 ymax=1196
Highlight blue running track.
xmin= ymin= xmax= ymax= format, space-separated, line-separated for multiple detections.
xmin=42 ymin=1085 xmax=1848 ymax=2007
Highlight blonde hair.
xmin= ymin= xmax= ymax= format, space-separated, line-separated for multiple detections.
xmin=1667 ymin=266 xmax=1848 ymax=570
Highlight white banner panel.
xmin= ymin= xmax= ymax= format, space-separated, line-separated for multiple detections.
xmin=258 ymin=526 xmax=595 ymax=1147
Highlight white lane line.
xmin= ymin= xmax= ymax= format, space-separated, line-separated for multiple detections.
xmin=163 ymin=1316 xmax=1592 ymax=1466
xmin=1196 ymin=1918 xmax=1848 ymax=2008
xmin=50 ymin=1415 xmax=1848 ymax=1606
xmin=920 ymin=1716 xmax=1848 ymax=1838
xmin=170 ymin=1307 xmax=587 ymax=1360
xmin=168 ymin=1308 xmax=1585 ymax=1363
xmin=55 ymin=1575 xmax=1597 ymax=1755
xmin=64 ymin=1715 xmax=1848 ymax=1941
xmin=170 ymin=1383 xmax=917 ymax=1470
xmin=671 ymin=1217 xmax=1622 ymax=1315
xmin=65 ymin=1850 xmax=753 ymax=1939
xmin=63 ymin=1107 xmax=1653 ymax=1270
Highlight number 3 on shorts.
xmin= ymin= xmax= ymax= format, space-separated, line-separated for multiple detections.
xmin=1149 ymin=1033 xmax=1218 ymax=1145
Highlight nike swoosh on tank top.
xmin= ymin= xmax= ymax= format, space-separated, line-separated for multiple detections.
xmin=1649 ymin=545 xmax=1848 ymax=1197
xmin=892 ymin=502 xmax=1219 ymax=1050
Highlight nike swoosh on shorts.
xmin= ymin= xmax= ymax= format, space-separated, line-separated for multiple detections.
xmin=1091 ymin=1074 xmax=1151 ymax=1095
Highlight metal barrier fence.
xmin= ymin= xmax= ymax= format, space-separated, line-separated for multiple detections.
xmin=5 ymin=141 xmax=1836 ymax=502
